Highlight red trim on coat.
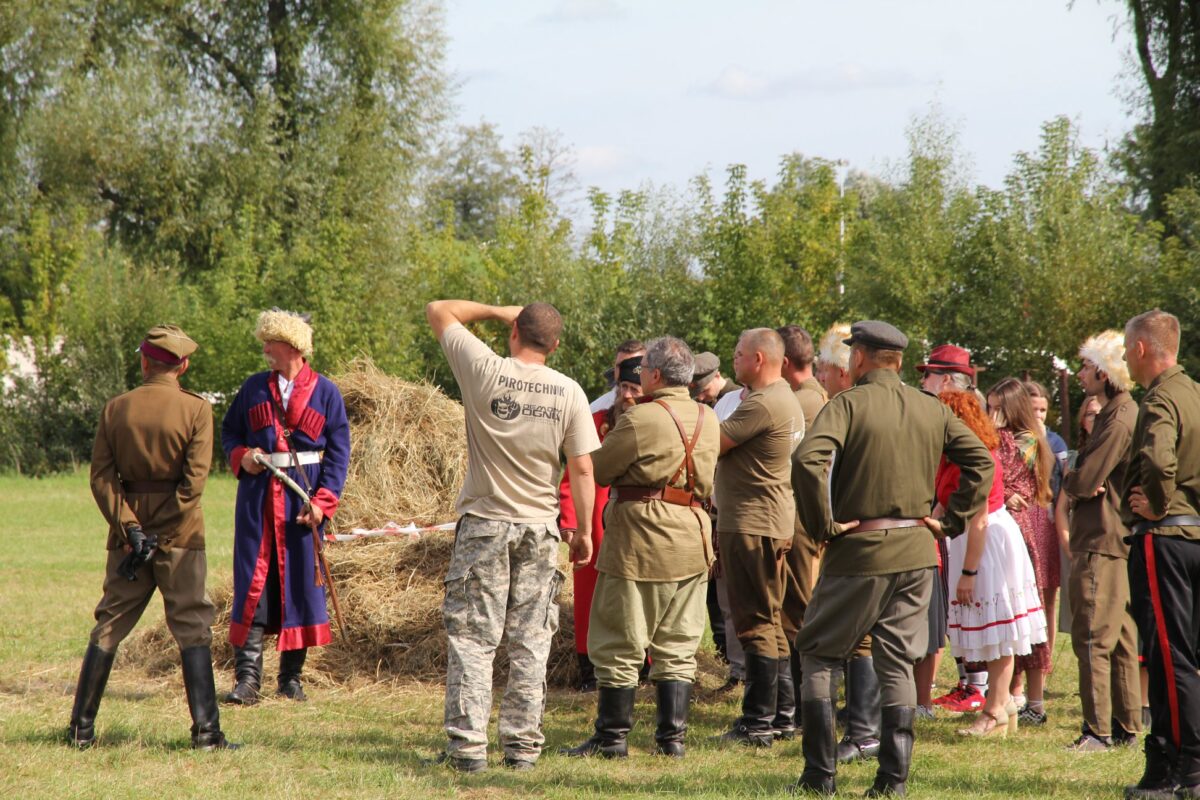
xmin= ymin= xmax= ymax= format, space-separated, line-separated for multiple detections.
xmin=273 ymin=473 xmax=289 ymax=615
xmin=277 ymin=622 xmax=332 ymax=650
xmin=311 ymin=487 xmax=340 ymax=519
xmin=297 ymin=407 xmax=326 ymax=440
xmin=249 ymin=401 xmax=273 ymax=431
xmin=268 ymin=362 xmax=318 ymax=435
xmin=1144 ymin=535 xmax=1183 ymax=748
xmin=229 ymin=446 xmax=250 ymax=478
xmin=947 ymin=606 xmax=1043 ymax=632
xmin=236 ymin=493 xmax=277 ymax=638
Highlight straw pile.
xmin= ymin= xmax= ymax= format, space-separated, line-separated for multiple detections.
xmin=332 ymin=356 xmax=466 ymax=531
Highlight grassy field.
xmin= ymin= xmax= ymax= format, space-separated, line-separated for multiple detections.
xmin=0 ymin=472 xmax=1142 ymax=798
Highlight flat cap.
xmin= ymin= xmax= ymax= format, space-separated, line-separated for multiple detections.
xmin=139 ymin=324 xmax=197 ymax=365
xmin=691 ymin=351 xmax=721 ymax=387
xmin=617 ymin=355 xmax=643 ymax=385
xmin=843 ymin=320 xmax=908 ymax=352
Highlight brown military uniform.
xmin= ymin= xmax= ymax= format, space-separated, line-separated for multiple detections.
xmin=1121 ymin=364 xmax=1200 ymax=785
xmin=88 ymin=367 xmax=215 ymax=651
xmin=588 ymin=386 xmax=720 ymax=687
xmin=1062 ymin=390 xmax=1141 ymax=739
xmin=782 ymin=377 xmax=827 ymax=646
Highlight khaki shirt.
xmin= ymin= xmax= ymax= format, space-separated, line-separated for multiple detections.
xmin=1064 ymin=391 xmax=1136 ymax=558
xmin=793 ymin=368 xmax=993 ymax=576
xmin=716 ymin=379 xmax=805 ymax=538
xmin=795 ymin=377 xmax=828 ymax=430
xmin=1122 ymin=365 xmax=1200 ymax=540
xmin=90 ymin=373 xmax=213 ymax=551
xmin=593 ymin=386 xmax=720 ymax=581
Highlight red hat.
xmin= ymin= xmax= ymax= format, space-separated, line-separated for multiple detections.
xmin=916 ymin=344 xmax=976 ymax=377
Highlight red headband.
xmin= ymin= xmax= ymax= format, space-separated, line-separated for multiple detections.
xmin=140 ymin=340 xmax=185 ymax=365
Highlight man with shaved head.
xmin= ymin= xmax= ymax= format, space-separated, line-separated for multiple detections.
xmin=714 ymin=328 xmax=806 ymax=747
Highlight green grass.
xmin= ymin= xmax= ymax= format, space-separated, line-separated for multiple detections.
xmin=0 ymin=472 xmax=1142 ymax=798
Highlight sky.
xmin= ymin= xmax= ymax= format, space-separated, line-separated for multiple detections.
xmin=442 ymin=0 xmax=1136 ymax=204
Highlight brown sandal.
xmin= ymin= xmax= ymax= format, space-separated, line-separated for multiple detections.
xmin=957 ymin=709 xmax=1009 ymax=738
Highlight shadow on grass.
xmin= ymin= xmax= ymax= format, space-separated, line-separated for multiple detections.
xmin=11 ymin=723 xmax=198 ymax=752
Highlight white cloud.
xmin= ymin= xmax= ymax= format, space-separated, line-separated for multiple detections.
xmin=540 ymin=0 xmax=626 ymax=23
xmin=576 ymin=144 xmax=635 ymax=174
xmin=701 ymin=63 xmax=926 ymax=101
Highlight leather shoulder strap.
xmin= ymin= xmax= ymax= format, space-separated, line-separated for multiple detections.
xmin=653 ymin=399 xmax=705 ymax=492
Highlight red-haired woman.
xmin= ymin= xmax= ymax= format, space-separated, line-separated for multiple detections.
xmin=987 ymin=377 xmax=1059 ymax=725
xmin=935 ymin=390 xmax=1048 ymax=737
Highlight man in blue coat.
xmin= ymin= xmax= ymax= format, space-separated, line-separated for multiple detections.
xmin=220 ymin=308 xmax=351 ymax=704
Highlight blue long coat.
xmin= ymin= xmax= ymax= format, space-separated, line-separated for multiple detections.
xmin=221 ymin=363 xmax=350 ymax=650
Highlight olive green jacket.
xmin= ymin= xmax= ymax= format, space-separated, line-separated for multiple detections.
xmin=792 ymin=369 xmax=993 ymax=576
xmin=1064 ymin=391 xmax=1136 ymax=557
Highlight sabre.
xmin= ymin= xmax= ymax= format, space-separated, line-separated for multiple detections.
xmin=253 ymin=452 xmax=348 ymax=642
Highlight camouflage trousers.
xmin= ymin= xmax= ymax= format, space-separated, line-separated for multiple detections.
xmin=442 ymin=515 xmax=563 ymax=763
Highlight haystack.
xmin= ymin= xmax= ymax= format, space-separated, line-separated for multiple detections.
xmin=124 ymin=357 xmax=586 ymax=687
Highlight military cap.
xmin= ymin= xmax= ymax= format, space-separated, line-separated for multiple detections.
xmin=617 ymin=355 xmax=643 ymax=385
xmin=843 ymin=320 xmax=908 ymax=351
xmin=691 ymin=351 xmax=721 ymax=388
xmin=139 ymin=324 xmax=197 ymax=365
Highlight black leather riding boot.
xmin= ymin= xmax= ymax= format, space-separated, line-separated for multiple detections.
xmin=654 ymin=680 xmax=692 ymax=757
xmin=277 ymin=647 xmax=308 ymax=700
xmin=718 ymin=652 xmax=778 ymax=746
xmin=68 ymin=644 xmax=116 ymax=748
xmin=866 ymin=705 xmax=914 ymax=797
xmin=774 ymin=655 xmax=797 ymax=740
xmin=223 ymin=624 xmax=264 ymax=705
xmin=1125 ymin=736 xmax=1180 ymax=800
xmin=182 ymin=645 xmax=237 ymax=750
xmin=791 ymin=698 xmax=837 ymax=795
xmin=564 ymin=686 xmax=636 ymax=758
xmin=837 ymin=655 xmax=882 ymax=763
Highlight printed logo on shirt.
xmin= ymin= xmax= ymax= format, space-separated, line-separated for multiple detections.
xmin=491 ymin=394 xmax=521 ymax=421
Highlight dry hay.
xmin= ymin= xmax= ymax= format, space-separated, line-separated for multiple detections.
xmin=332 ymin=356 xmax=466 ymax=531
xmin=123 ymin=535 xmax=583 ymax=688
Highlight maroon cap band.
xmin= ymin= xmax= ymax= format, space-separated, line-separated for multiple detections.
xmin=140 ymin=340 xmax=185 ymax=365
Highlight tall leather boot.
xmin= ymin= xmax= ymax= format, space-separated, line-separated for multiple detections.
xmin=223 ymin=625 xmax=264 ymax=705
xmin=1125 ymin=736 xmax=1180 ymax=800
xmin=564 ymin=686 xmax=637 ymax=758
xmin=68 ymin=644 xmax=116 ymax=748
xmin=654 ymin=680 xmax=692 ymax=757
xmin=774 ymin=655 xmax=797 ymax=740
xmin=277 ymin=647 xmax=307 ymax=700
xmin=577 ymin=652 xmax=598 ymax=692
xmin=866 ymin=705 xmax=914 ymax=797
xmin=837 ymin=655 xmax=881 ymax=763
xmin=790 ymin=698 xmax=837 ymax=795
xmin=181 ymin=645 xmax=238 ymax=750
xmin=718 ymin=652 xmax=778 ymax=746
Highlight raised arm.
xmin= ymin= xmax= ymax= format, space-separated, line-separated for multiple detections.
xmin=425 ymin=300 xmax=524 ymax=339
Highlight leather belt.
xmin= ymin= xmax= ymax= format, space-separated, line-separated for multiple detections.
xmin=266 ymin=451 xmax=323 ymax=468
xmin=612 ymin=485 xmax=703 ymax=508
xmin=843 ymin=517 xmax=928 ymax=535
xmin=1131 ymin=514 xmax=1200 ymax=536
xmin=121 ymin=480 xmax=178 ymax=494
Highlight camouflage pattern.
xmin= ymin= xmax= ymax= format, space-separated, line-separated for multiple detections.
xmin=443 ymin=514 xmax=563 ymax=763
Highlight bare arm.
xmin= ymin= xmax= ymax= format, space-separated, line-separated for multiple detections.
xmin=565 ymin=453 xmax=596 ymax=565
xmin=425 ymin=299 xmax=523 ymax=339
xmin=954 ymin=508 xmax=989 ymax=605
xmin=719 ymin=433 xmax=738 ymax=455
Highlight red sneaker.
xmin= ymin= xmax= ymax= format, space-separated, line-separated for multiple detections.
xmin=932 ymin=684 xmax=968 ymax=708
xmin=941 ymin=685 xmax=985 ymax=713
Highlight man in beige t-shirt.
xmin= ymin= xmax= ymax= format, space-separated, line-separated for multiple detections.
xmin=715 ymin=327 xmax=805 ymax=747
xmin=426 ymin=299 xmax=600 ymax=773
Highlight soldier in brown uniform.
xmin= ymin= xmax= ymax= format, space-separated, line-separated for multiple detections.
xmin=566 ymin=336 xmax=720 ymax=759
xmin=791 ymin=321 xmax=992 ymax=796
xmin=715 ymin=328 xmax=805 ymax=747
xmin=1120 ymin=310 xmax=1200 ymax=800
xmin=68 ymin=325 xmax=234 ymax=750
xmin=777 ymin=324 xmax=827 ymax=741
xmin=1062 ymin=330 xmax=1141 ymax=752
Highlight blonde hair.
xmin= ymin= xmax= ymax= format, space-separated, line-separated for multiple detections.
xmin=817 ymin=323 xmax=852 ymax=370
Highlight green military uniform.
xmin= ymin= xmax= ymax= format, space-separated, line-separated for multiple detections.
xmin=782 ymin=377 xmax=827 ymax=645
xmin=1120 ymin=364 xmax=1200 ymax=796
xmin=569 ymin=377 xmax=720 ymax=759
xmin=1062 ymin=390 xmax=1141 ymax=742
xmin=789 ymin=321 xmax=992 ymax=796
xmin=69 ymin=325 xmax=233 ymax=751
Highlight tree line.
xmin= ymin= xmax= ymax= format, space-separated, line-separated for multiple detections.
xmin=1 ymin=1 xmax=1198 ymax=473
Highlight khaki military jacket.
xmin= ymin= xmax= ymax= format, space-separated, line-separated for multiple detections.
xmin=1064 ymin=391 xmax=1136 ymax=557
xmin=593 ymin=386 xmax=720 ymax=581
xmin=792 ymin=368 xmax=993 ymax=576
xmin=90 ymin=373 xmax=213 ymax=550
xmin=1122 ymin=365 xmax=1200 ymax=540
xmin=795 ymin=377 xmax=828 ymax=430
